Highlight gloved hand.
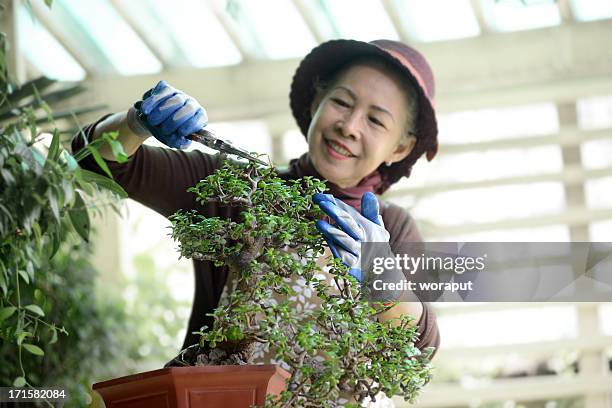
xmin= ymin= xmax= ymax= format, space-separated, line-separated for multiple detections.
xmin=313 ymin=192 xmax=404 ymax=302
xmin=130 ymin=80 xmax=208 ymax=149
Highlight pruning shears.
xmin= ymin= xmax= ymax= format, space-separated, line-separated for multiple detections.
xmin=133 ymin=101 xmax=269 ymax=167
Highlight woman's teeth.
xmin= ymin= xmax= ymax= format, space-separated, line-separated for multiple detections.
xmin=326 ymin=139 xmax=354 ymax=157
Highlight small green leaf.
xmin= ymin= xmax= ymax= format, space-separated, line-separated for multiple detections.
xmin=102 ymin=132 xmax=128 ymax=163
xmin=24 ymin=304 xmax=45 ymax=317
xmin=13 ymin=377 xmax=26 ymax=387
xmin=69 ymin=192 xmax=90 ymax=242
xmin=0 ymin=306 xmax=17 ymax=322
xmin=0 ymin=272 xmax=7 ymax=296
xmin=88 ymin=145 xmax=113 ymax=178
xmin=79 ymin=169 xmax=127 ymax=198
xmin=48 ymin=193 xmax=60 ymax=222
xmin=49 ymin=224 xmax=60 ymax=259
xmin=61 ymin=178 xmax=74 ymax=205
xmin=22 ymin=343 xmax=45 ymax=356
xmin=16 ymin=331 xmax=32 ymax=345
xmin=47 ymin=129 xmax=60 ymax=162
xmin=18 ymin=269 xmax=30 ymax=284
xmin=44 ymin=0 xmax=53 ymax=7
xmin=34 ymin=289 xmax=43 ymax=302
xmin=62 ymin=150 xmax=78 ymax=171
xmin=49 ymin=326 xmax=58 ymax=345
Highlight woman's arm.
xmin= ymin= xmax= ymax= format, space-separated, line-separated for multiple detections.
xmin=92 ymin=109 xmax=149 ymax=160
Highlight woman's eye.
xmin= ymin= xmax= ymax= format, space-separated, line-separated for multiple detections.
xmin=369 ymin=116 xmax=385 ymax=128
xmin=332 ymin=98 xmax=350 ymax=107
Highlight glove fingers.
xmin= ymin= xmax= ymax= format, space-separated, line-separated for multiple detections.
xmin=312 ymin=192 xmax=336 ymax=206
xmin=177 ymin=108 xmax=208 ymax=139
xmin=160 ymin=98 xmax=198 ymax=134
xmin=163 ymin=132 xmax=183 ymax=149
xmin=316 ymin=220 xmax=360 ymax=257
xmin=348 ymin=268 xmax=362 ymax=281
xmin=148 ymin=94 xmax=187 ymax=126
xmin=361 ymin=192 xmax=383 ymax=226
xmin=318 ymin=201 xmax=363 ymax=241
xmin=141 ymin=81 xmax=177 ymax=115
xmin=321 ymin=234 xmax=341 ymax=259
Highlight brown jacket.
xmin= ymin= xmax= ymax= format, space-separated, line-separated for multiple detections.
xmin=72 ymin=117 xmax=440 ymax=358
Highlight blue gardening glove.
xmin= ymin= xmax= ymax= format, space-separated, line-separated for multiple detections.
xmin=130 ymin=80 xmax=208 ymax=149
xmin=313 ymin=192 xmax=403 ymax=302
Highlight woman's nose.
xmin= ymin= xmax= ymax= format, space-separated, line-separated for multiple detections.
xmin=336 ymin=111 xmax=362 ymax=140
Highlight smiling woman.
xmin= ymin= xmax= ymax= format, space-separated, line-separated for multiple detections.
xmin=307 ymin=59 xmax=419 ymax=188
xmin=74 ymin=37 xmax=441 ymax=407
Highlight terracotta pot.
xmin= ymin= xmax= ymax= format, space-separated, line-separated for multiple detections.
xmin=92 ymin=364 xmax=290 ymax=407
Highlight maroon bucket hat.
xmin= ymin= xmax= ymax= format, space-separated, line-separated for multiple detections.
xmin=289 ymin=39 xmax=439 ymax=185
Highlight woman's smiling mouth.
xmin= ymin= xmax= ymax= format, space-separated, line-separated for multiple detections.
xmin=324 ymin=138 xmax=356 ymax=159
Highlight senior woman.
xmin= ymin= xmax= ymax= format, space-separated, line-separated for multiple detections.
xmin=72 ymin=39 xmax=440 ymax=367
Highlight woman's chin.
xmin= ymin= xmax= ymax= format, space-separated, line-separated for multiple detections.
xmin=312 ymin=152 xmax=357 ymax=186
xmin=319 ymin=166 xmax=354 ymax=187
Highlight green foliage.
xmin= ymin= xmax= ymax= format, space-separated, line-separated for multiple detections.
xmin=0 ymin=8 xmax=131 ymax=400
xmin=0 ymin=98 xmax=128 ymax=385
xmin=0 ymin=233 xmax=143 ymax=406
xmin=170 ymin=160 xmax=434 ymax=407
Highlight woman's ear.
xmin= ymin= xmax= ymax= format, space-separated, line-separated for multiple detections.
xmin=386 ymin=134 xmax=416 ymax=164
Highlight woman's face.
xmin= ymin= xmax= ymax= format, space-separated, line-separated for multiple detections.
xmin=307 ymin=62 xmax=416 ymax=188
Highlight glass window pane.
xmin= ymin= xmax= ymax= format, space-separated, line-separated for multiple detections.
xmin=148 ymin=0 xmax=242 ymax=67
xmin=282 ymin=129 xmax=309 ymax=163
xmin=394 ymin=182 xmax=565 ymax=227
xmin=17 ymin=7 xmax=86 ymax=81
xmin=111 ymin=0 xmax=188 ymax=65
xmin=585 ymin=177 xmax=612 ymax=209
xmin=570 ymin=0 xmax=612 ymax=22
xmin=236 ymin=0 xmax=316 ymax=59
xmin=438 ymin=305 xmax=577 ymax=348
xmin=590 ymin=220 xmax=612 ymax=241
xmin=438 ymin=103 xmax=560 ymax=145
xmin=581 ymin=139 xmax=612 ymax=170
xmin=321 ymin=0 xmax=400 ymax=41
xmin=440 ymin=225 xmax=570 ymax=242
xmin=58 ymin=0 xmax=162 ymax=75
xmin=600 ymin=303 xmax=612 ymax=336
xmin=403 ymin=146 xmax=563 ymax=188
xmin=577 ymin=95 xmax=612 ymax=130
xmin=479 ymin=0 xmax=561 ymax=32
xmin=119 ymin=200 xmax=193 ymax=302
xmin=210 ymin=120 xmax=272 ymax=158
xmin=395 ymin=0 xmax=480 ymax=42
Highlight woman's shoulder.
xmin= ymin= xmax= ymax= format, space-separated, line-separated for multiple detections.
xmin=379 ymin=199 xmax=423 ymax=243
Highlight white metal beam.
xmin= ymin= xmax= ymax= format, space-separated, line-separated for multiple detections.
xmin=421 ymin=207 xmax=612 ymax=237
xmin=440 ymin=126 xmax=612 ymax=155
xmin=83 ymin=20 xmax=612 ymax=124
xmin=384 ymin=164 xmax=612 ymax=198
xmin=291 ymin=0 xmax=336 ymax=43
xmin=3 ymin=0 xmax=27 ymax=84
xmin=205 ymin=0 xmax=264 ymax=61
xmin=469 ymin=0 xmax=492 ymax=35
xmin=436 ymin=335 xmax=612 ymax=362
xmin=380 ymin=0 xmax=412 ymax=43
xmin=557 ymin=0 xmax=577 ymax=23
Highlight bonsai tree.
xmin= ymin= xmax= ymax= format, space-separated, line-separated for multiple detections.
xmin=168 ymin=156 xmax=434 ymax=407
